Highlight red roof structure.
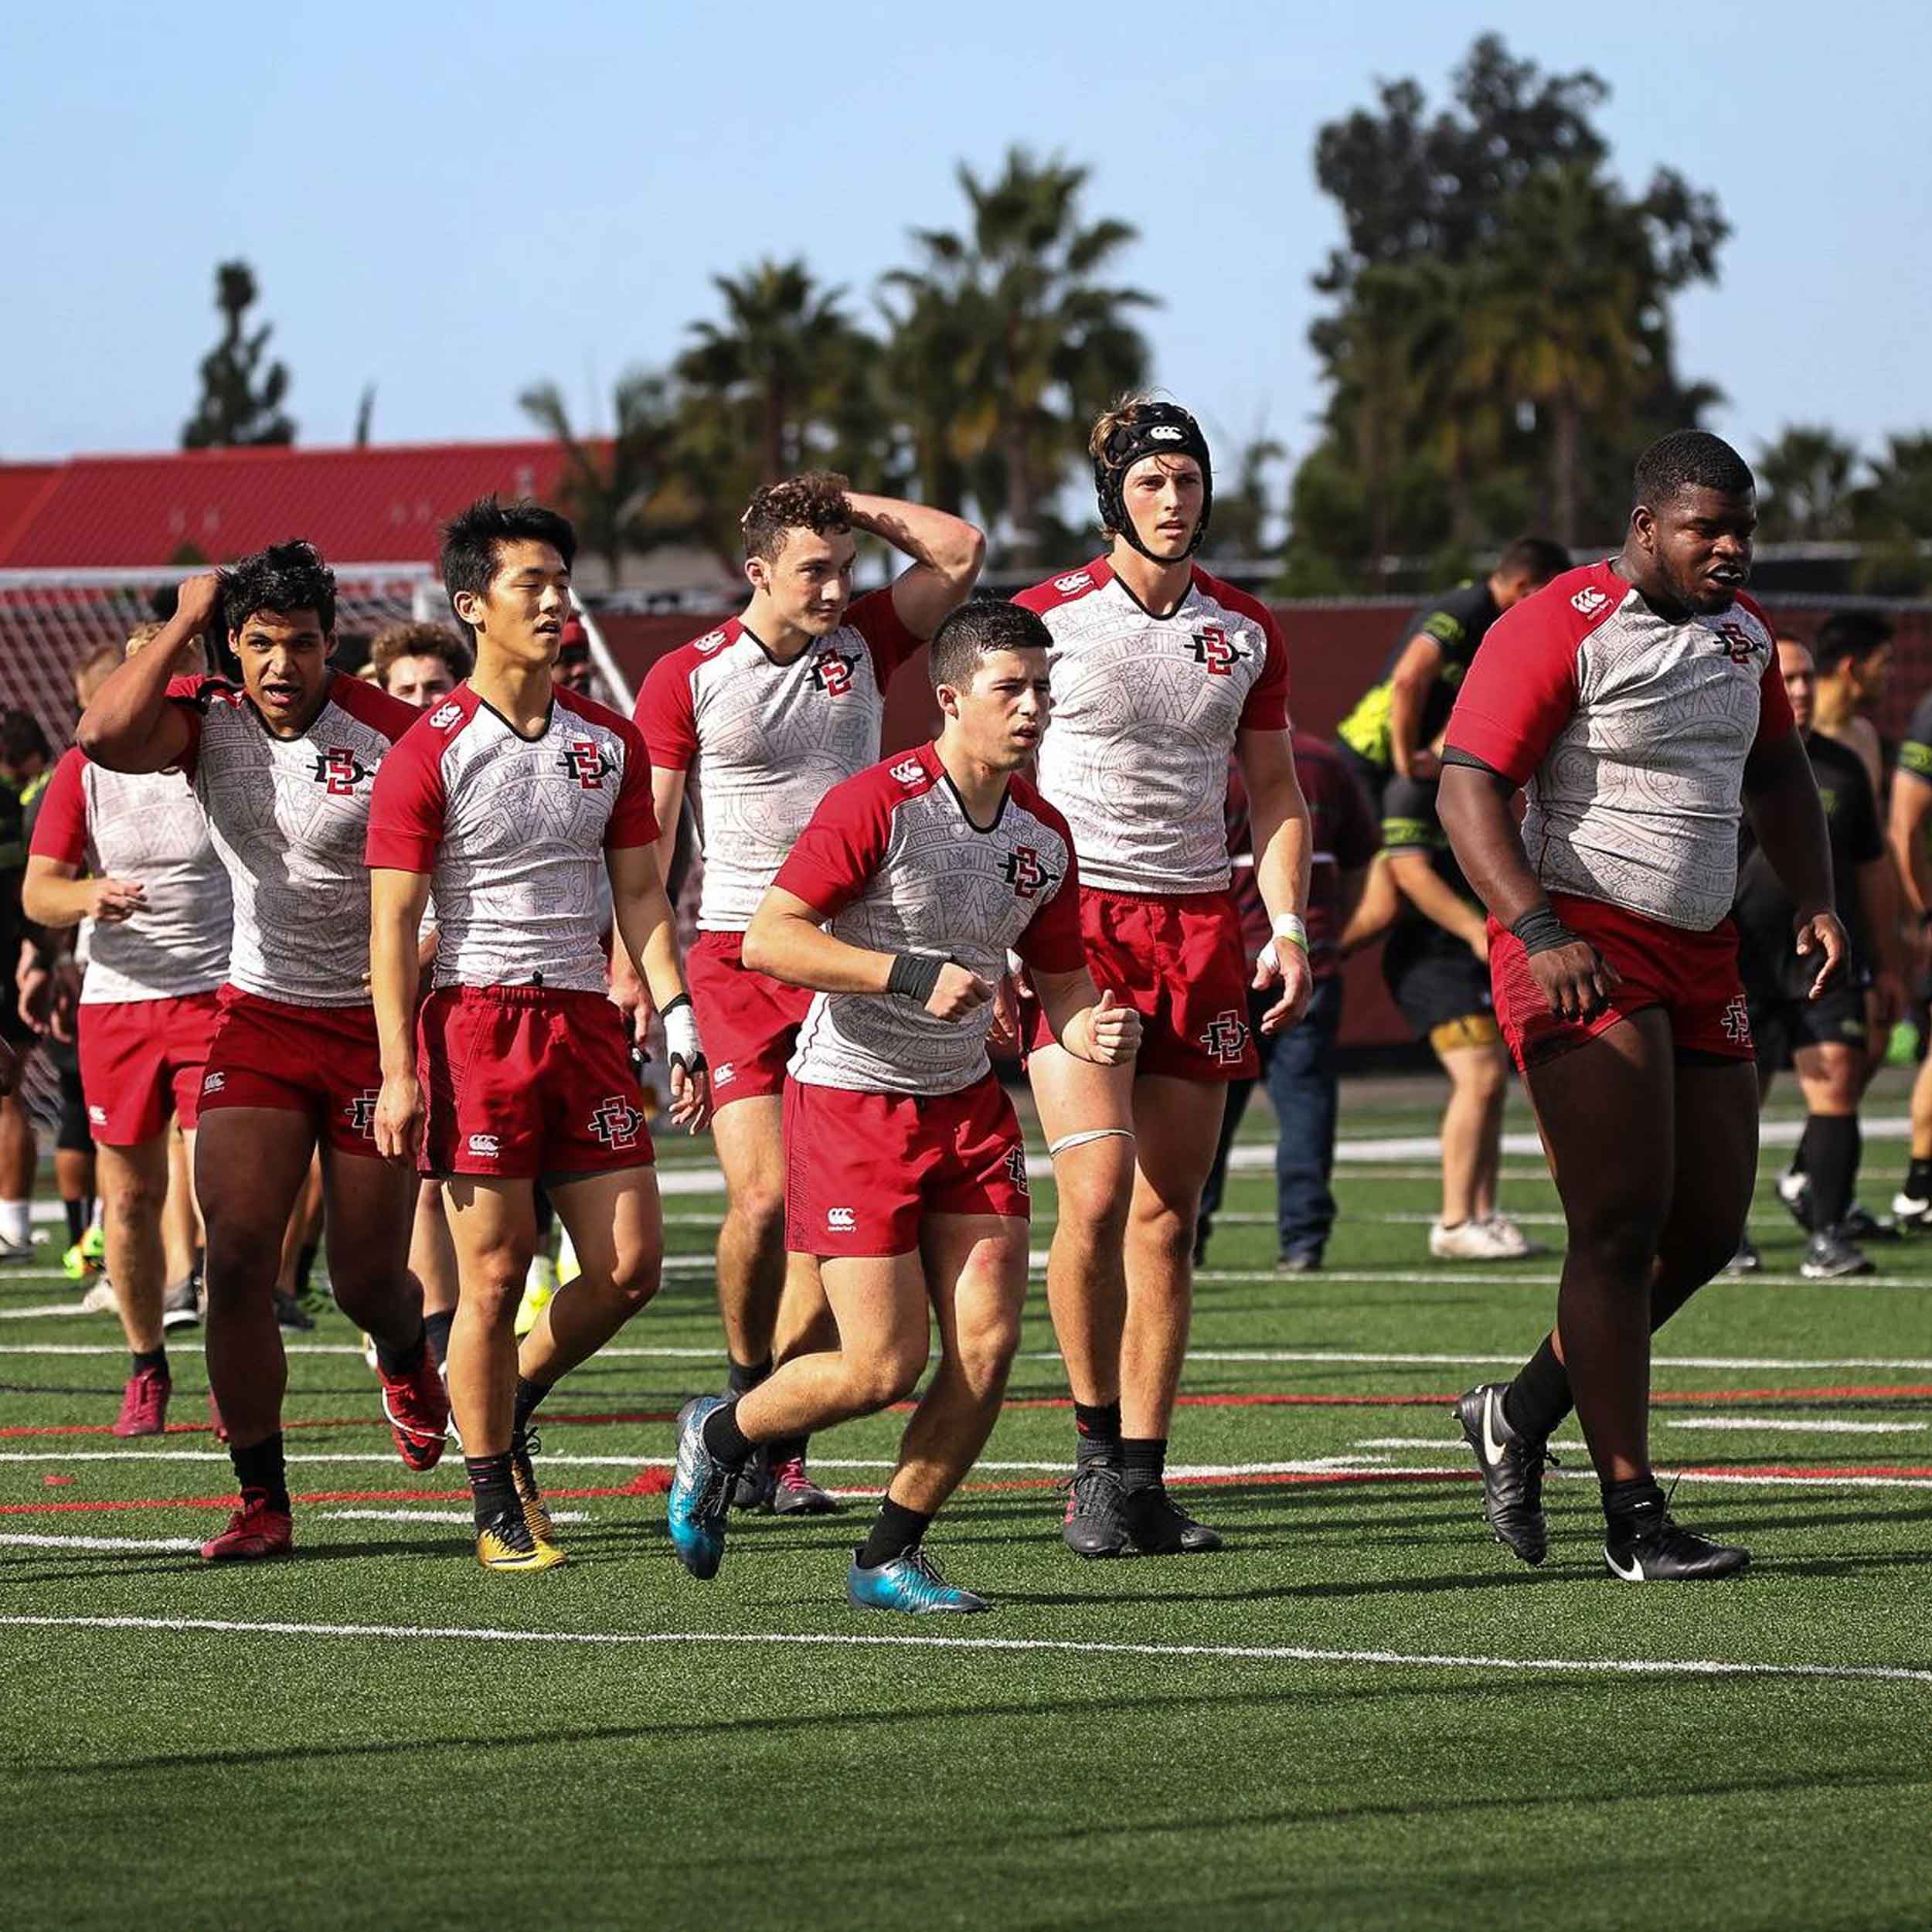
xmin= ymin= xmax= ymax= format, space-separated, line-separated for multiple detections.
xmin=0 ymin=441 xmax=579 ymax=568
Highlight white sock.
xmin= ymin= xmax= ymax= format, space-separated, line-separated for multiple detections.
xmin=0 ymin=1200 xmax=31 ymax=1247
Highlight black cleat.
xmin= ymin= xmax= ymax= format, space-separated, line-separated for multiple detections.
xmin=1061 ymin=1458 xmax=1129 ymax=1558
xmin=1801 ymin=1227 xmax=1875 ymax=1281
xmin=273 ymin=1289 xmax=315 ymax=1332
xmin=1121 ymin=1483 xmax=1223 ymax=1555
xmin=1453 ymin=1381 xmax=1552 ymax=1566
xmin=1839 ymin=1200 xmax=1898 ymax=1242
xmin=1604 ymin=1509 xmax=1750 ymax=1582
xmin=1722 ymin=1236 xmax=1762 ymax=1275
xmin=732 ymin=1445 xmax=775 ymax=1512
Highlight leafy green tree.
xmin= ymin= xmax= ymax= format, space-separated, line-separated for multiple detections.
xmin=880 ymin=148 xmax=1152 ymax=566
xmin=181 ymin=260 xmax=295 ymax=450
xmin=1756 ymin=425 xmax=1859 ymax=542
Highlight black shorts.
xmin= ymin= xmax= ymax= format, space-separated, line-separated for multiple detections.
xmin=1749 ymin=980 xmax=1869 ymax=1070
xmin=45 ymin=1036 xmax=93 ymax=1154
xmin=1386 ymin=944 xmax=1492 ymax=1042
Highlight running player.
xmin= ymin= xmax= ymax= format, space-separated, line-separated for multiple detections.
xmin=25 ymin=624 xmax=233 ymax=1434
xmin=1437 ymin=431 xmax=1844 ymax=1582
xmin=630 ymin=473 xmax=983 ymax=1513
xmin=368 ymin=497 xmax=709 ymax=1572
xmin=1014 ymin=397 xmax=1312 ymax=1557
xmin=666 ymin=600 xmax=1138 ymax=1611
xmin=1730 ymin=637 xmax=1901 ymax=1279
xmin=77 ymin=546 xmax=449 ymax=1561
xmin=1888 ymin=686 xmax=1932 ymax=1227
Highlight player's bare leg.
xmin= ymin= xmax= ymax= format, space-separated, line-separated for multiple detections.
xmin=0 ymin=1091 xmax=36 ymax=1257
xmin=162 ymin=1126 xmax=201 ymax=1293
xmin=1895 ymin=1047 xmax=1932 ymax=1226
xmin=1115 ymin=1073 xmax=1227 ymax=1553
xmin=273 ymin=1151 xmax=325 ymax=1327
xmin=409 ymin=1179 xmax=459 ymax=1366
xmin=442 ymin=1176 xmax=538 ymax=1460
xmin=97 ymin=1134 xmax=171 ymax=1434
xmin=1436 ymin=1036 xmax=1507 ymax=1232
xmin=519 ymin=1165 xmax=663 ymax=1379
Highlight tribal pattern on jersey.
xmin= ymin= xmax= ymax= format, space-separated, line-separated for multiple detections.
xmin=634 ymin=590 xmax=920 ymax=930
xmin=172 ymin=674 xmax=414 ymax=1005
xmin=777 ymin=743 xmax=1085 ymax=1097
xmin=31 ymin=749 xmax=232 ymax=1004
xmin=365 ymin=683 xmax=657 ymax=994
xmin=1014 ymin=560 xmax=1289 ymax=895
xmin=1445 ymin=563 xmax=1794 ymax=932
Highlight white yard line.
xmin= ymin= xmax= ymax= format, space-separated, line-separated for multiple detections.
xmin=0 ymin=1611 xmax=1923 ymax=1688
xmin=0 ymin=1532 xmax=202 ymax=1552
xmin=1661 ymin=1417 xmax=1927 ymax=1436
xmin=319 ymin=1509 xmax=589 ymax=1525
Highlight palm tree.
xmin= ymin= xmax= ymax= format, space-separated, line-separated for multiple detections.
xmin=879 ymin=148 xmax=1154 ymax=565
xmin=1757 ymin=426 xmax=1859 ymax=543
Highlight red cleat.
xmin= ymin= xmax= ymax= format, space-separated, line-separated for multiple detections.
xmin=199 ymin=1490 xmax=293 ymax=1562
xmin=111 ymin=1365 xmax=171 ymax=1438
xmin=379 ymin=1348 xmax=452 ymax=1471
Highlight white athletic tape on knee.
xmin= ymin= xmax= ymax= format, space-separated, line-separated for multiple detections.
xmin=1046 ymin=1128 xmax=1137 ymax=1157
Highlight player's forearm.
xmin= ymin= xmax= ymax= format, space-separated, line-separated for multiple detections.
xmin=1889 ymin=786 xmax=1932 ymax=915
xmin=1250 ymin=774 xmax=1312 ymax=922
xmin=20 ymin=866 xmax=90 ymax=930
xmin=1859 ymin=856 xmax=1905 ymax=977
xmin=1388 ymin=855 xmax=1485 ymax=947
xmin=368 ymin=879 xmax=426 ymax=1077
xmin=75 ymin=633 xmax=184 ymax=773
xmin=1388 ymin=679 xmax=1427 ymax=778
xmin=616 ymin=883 xmax=689 ymax=1015
xmin=843 ymin=493 xmax=985 ymax=587
xmin=741 ymin=905 xmax=893 ymax=996
xmin=1743 ymin=738 xmax=1833 ymax=918
xmin=1437 ymin=766 xmax=1544 ymax=927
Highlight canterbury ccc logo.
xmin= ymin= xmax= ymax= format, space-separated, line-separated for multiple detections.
xmin=1053 ymin=571 xmax=1091 ymax=594
xmin=558 ymin=739 xmax=612 ymax=788
xmin=589 ymin=1094 xmax=645 ymax=1147
xmin=428 ymin=700 xmax=463 ymax=730
xmin=810 ymin=649 xmax=857 ymax=698
xmin=1188 ymin=626 xmax=1240 ymax=676
xmin=311 ymin=747 xmax=371 ymax=796
xmin=890 ymin=757 xmax=924 ymax=785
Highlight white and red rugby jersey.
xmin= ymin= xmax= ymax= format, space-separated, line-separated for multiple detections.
xmin=170 ymin=672 xmax=414 ymax=1006
xmin=30 ymin=747 xmax=232 ymax=1004
xmin=777 ymin=743 xmax=1085 ymax=1097
xmin=1012 ymin=559 xmax=1290 ymax=896
xmin=365 ymin=682 xmax=657 ymax=995
xmin=634 ymin=590 xmax=922 ymax=931
xmin=1444 ymin=561 xmax=1795 ymax=932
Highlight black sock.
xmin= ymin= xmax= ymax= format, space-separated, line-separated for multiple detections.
xmin=1601 ymin=1474 xmax=1666 ymax=1526
xmin=512 ymin=1375 xmax=552 ymax=1440
xmin=701 ymin=1397 xmax=753 ymax=1467
xmin=1787 ymin=1121 xmax=1812 ymax=1182
xmin=1805 ymin=1113 xmax=1859 ymax=1232
xmin=374 ymin=1327 xmax=427 ymax=1380
xmin=1906 ymin=1156 xmax=1932 ymax=1200
xmin=422 ymin=1308 xmax=455 ymax=1368
xmin=465 ymin=1451 xmax=518 ymax=1526
xmin=63 ymin=1197 xmax=87 ymax=1246
xmin=858 ymin=1495 xmax=934 ymax=1570
xmin=294 ymin=1240 xmax=320 ymax=1297
xmin=767 ymin=1433 xmax=808 ymax=1468
xmin=1503 ymin=1338 xmax=1573 ymax=1440
xmin=726 ymin=1355 xmax=772 ymax=1397
xmin=1121 ymin=1437 xmax=1165 ymax=1492
xmin=1073 ymin=1399 xmax=1122 ymax=1462
xmin=231 ymin=1432 xmax=289 ymax=1513
xmin=132 ymin=1345 xmax=167 ymax=1376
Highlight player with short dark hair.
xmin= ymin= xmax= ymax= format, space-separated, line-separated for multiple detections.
xmin=76 ymin=545 xmax=448 ymax=1562
xmin=1013 ymin=396 xmax=1313 ymax=1559
xmin=665 ymin=597 xmax=1138 ymax=1611
xmin=369 ymin=497 xmax=709 ymax=1571
xmin=630 ymin=470 xmax=983 ymax=1515
xmin=1437 ymin=429 xmax=1845 ymax=1582
xmin=1810 ymin=609 xmax=1893 ymax=799
xmin=369 ymin=621 xmax=473 ymax=707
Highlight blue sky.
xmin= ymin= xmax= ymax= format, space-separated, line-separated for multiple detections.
xmin=9 ymin=0 xmax=1928 ymax=491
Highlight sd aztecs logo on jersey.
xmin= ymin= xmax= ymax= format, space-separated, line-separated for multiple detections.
xmin=558 ymin=739 xmax=613 ymax=788
xmin=809 ymin=648 xmax=858 ymax=698
xmin=1001 ymin=845 xmax=1057 ymax=900
xmin=1711 ymin=621 xmax=1761 ymax=666
xmin=1188 ymin=625 xmax=1243 ymax=676
xmin=311 ymin=748 xmax=371 ymax=796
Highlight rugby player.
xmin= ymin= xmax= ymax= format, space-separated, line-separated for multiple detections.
xmin=666 ymin=600 xmax=1138 ymax=1611
xmin=1438 ymin=431 xmax=1845 ymax=1582
xmin=26 ymin=624 xmax=233 ymax=1433
xmin=0 ymin=711 xmax=55 ymax=1262
xmin=77 ymin=546 xmax=449 ymax=1561
xmin=1730 ymin=638 xmax=1901 ymax=1279
xmin=1886 ymin=685 xmax=1932 ymax=1228
xmin=1014 ymin=397 xmax=1312 ymax=1557
xmin=369 ymin=498 xmax=709 ymax=1572
xmin=630 ymin=474 xmax=983 ymax=1514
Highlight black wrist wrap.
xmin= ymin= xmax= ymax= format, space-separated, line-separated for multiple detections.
xmin=1509 ymin=905 xmax=1576 ymax=955
xmin=887 ymin=954 xmax=946 ymax=1004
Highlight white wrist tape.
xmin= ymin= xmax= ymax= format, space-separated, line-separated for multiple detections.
xmin=1272 ymin=912 xmax=1309 ymax=954
xmin=662 ymin=996 xmax=703 ymax=1070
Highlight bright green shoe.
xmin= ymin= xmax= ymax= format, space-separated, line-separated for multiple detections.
xmin=63 ymin=1240 xmax=99 ymax=1283
xmin=514 ymin=1254 xmax=559 ymax=1338
xmin=80 ymin=1223 xmax=106 ymax=1269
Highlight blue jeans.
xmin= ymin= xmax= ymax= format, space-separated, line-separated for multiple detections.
xmin=1198 ymin=974 xmax=1345 ymax=1260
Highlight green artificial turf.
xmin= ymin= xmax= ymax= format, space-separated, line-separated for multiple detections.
xmin=1 ymin=1071 xmax=1927 ymax=1930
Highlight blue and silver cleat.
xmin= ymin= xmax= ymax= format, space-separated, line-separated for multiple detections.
xmin=667 ymin=1396 xmax=736 ymax=1579
xmin=846 ymin=1545 xmax=991 ymax=1615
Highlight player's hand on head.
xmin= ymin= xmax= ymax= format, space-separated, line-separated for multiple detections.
xmin=372 ymin=1070 xmax=424 ymax=1165
xmin=173 ymin=571 xmax=224 ymax=634
xmin=1794 ymin=909 xmax=1849 ymax=1000
xmin=87 ymin=876 xmax=147 ymax=923
xmin=927 ymin=961 xmax=993 ymax=1022
xmin=1529 ymin=938 xmax=1621 ymax=1023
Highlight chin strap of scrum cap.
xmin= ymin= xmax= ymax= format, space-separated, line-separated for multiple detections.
xmin=1093 ymin=403 xmax=1214 ymax=561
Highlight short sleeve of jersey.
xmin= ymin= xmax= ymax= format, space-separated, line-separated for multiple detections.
xmin=846 ymin=587 xmax=923 ymax=682
xmin=165 ymin=673 xmax=210 ymax=779
xmin=606 ymin=717 xmax=660 ymax=849
xmin=1237 ymin=605 xmax=1291 ymax=733
xmin=1410 ymin=591 xmax=1476 ymax=670
xmin=1015 ymin=855 xmax=1085 ymax=974
xmin=1380 ymin=772 xmax=1445 ymax=854
xmin=364 ymin=721 xmax=447 ymax=873
xmin=772 ymin=771 xmax=899 ymax=920
xmin=1901 ymin=692 xmax=1932 ymax=784
xmin=634 ymin=651 xmax=699 ymax=771
xmin=1444 ymin=602 xmax=1581 ymax=784
xmin=28 ymin=749 xmax=88 ymax=867
xmin=1752 ymin=649 xmax=1797 ymax=750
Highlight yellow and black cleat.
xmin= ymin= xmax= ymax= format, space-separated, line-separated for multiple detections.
xmin=475 ymin=1505 xmax=566 ymax=1573
xmin=511 ymin=1434 xmax=554 ymax=1546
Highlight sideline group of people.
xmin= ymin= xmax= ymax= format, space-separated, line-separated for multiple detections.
xmin=17 ymin=403 xmax=1869 ymax=1603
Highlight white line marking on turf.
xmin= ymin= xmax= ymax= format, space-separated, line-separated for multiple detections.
xmin=1 ymin=1613 xmax=1924 ymax=1688
xmin=319 ymin=1509 xmax=590 ymax=1525
xmin=1662 ymin=1417 xmax=1928 ymax=1436
xmin=0 ymin=1532 xmax=202 ymax=1552
xmin=1354 ymin=1458 xmax=1932 ymax=1491
xmin=1196 ymin=1270 xmax=1931 ymax=1291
